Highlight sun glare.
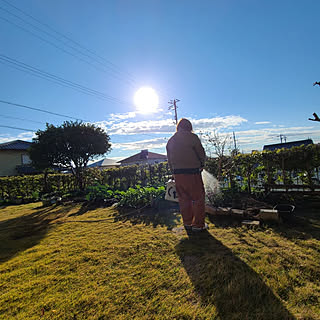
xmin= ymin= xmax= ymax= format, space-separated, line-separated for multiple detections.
xmin=134 ymin=87 xmax=159 ymax=114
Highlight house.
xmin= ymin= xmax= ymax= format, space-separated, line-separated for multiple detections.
xmin=0 ymin=140 xmax=35 ymax=176
xmin=88 ymin=158 xmax=121 ymax=169
xmin=118 ymin=149 xmax=167 ymax=166
xmin=263 ymin=139 xmax=313 ymax=151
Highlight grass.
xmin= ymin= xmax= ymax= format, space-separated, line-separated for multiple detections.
xmin=0 ymin=202 xmax=319 ymax=319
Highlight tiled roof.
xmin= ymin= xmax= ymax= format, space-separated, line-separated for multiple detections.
xmin=88 ymin=158 xmax=120 ymax=167
xmin=0 ymin=140 xmax=32 ymax=150
xmin=119 ymin=150 xmax=167 ymax=163
xmin=263 ymin=139 xmax=313 ymax=151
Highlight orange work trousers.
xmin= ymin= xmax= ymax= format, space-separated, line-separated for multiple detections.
xmin=174 ymin=173 xmax=206 ymax=228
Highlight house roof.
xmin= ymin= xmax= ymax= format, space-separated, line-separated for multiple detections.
xmin=88 ymin=158 xmax=120 ymax=167
xmin=118 ymin=150 xmax=167 ymax=163
xmin=263 ymin=139 xmax=313 ymax=151
xmin=0 ymin=140 xmax=32 ymax=150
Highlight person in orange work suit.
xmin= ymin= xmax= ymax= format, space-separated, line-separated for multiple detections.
xmin=166 ymin=118 xmax=208 ymax=235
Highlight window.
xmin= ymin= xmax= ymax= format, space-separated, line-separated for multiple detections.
xmin=22 ymin=154 xmax=31 ymax=165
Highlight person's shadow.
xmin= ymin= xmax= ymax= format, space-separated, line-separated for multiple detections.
xmin=176 ymin=231 xmax=295 ymax=319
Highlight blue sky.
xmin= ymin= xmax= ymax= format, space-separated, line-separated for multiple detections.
xmin=1 ymin=0 xmax=320 ymax=160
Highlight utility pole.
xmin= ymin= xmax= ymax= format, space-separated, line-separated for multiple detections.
xmin=168 ymin=99 xmax=180 ymax=125
xmin=232 ymin=131 xmax=238 ymax=154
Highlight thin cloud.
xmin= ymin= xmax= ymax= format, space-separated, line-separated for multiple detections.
xmin=192 ymin=116 xmax=247 ymax=131
xmin=97 ymin=115 xmax=247 ymax=136
xmin=234 ymin=126 xmax=320 ymax=148
xmin=108 ymin=107 xmax=165 ymax=122
xmin=255 ymin=121 xmax=271 ymax=125
xmin=109 ymin=112 xmax=136 ymax=121
xmin=0 ymin=131 xmax=36 ymax=144
xmin=112 ymin=137 xmax=167 ymax=151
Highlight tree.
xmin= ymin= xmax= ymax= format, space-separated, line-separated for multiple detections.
xmin=29 ymin=121 xmax=111 ymax=190
xmin=201 ymin=131 xmax=232 ymax=181
xmin=235 ymin=151 xmax=262 ymax=194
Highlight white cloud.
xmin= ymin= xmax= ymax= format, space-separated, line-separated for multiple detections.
xmin=96 ymin=115 xmax=247 ymax=136
xmin=99 ymin=119 xmax=175 ymax=135
xmin=109 ymin=112 xmax=136 ymax=121
xmin=112 ymin=137 xmax=167 ymax=151
xmin=108 ymin=107 xmax=165 ymax=122
xmin=234 ymin=126 xmax=320 ymax=150
xmin=192 ymin=116 xmax=247 ymax=132
xmin=255 ymin=121 xmax=271 ymax=125
xmin=0 ymin=131 xmax=36 ymax=144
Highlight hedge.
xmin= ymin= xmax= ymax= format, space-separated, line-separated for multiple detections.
xmin=0 ymin=162 xmax=171 ymax=202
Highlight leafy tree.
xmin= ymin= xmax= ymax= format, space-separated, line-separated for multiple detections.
xmin=29 ymin=121 xmax=111 ymax=190
xmin=235 ymin=151 xmax=262 ymax=194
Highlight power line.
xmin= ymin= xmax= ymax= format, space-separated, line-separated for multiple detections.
xmin=0 ymin=57 xmax=113 ymax=102
xmin=0 ymin=0 xmax=173 ymax=100
xmin=0 ymin=113 xmax=44 ymax=124
xmin=0 ymin=54 xmax=131 ymax=105
xmin=0 ymin=0 xmax=137 ymax=83
xmin=0 ymin=4 xmax=136 ymax=87
xmin=0 ymin=99 xmax=87 ymax=121
xmin=0 ymin=124 xmax=35 ymax=132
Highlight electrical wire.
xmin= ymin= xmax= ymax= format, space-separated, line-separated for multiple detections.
xmin=0 ymin=6 xmax=136 ymax=87
xmin=0 ymin=54 xmax=131 ymax=105
xmin=0 ymin=99 xmax=87 ymax=121
xmin=0 ymin=0 xmax=137 ymax=83
xmin=0 ymin=124 xmax=35 ymax=132
xmin=0 ymin=0 xmax=173 ymax=100
xmin=0 ymin=4 xmax=174 ymax=124
xmin=0 ymin=113 xmax=44 ymax=124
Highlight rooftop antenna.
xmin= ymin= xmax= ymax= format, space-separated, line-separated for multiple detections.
xmin=277 ymin=134 xmax=287 ymax=143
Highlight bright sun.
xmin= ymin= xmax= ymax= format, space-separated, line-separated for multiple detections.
xmin=134 ymin=87 xmax=159 ymax=114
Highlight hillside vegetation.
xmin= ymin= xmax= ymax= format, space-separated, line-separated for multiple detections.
xmin=0 ymin=203 xmax=319 ymax=319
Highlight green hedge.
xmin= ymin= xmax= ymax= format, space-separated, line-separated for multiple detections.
xmin=0 ymin=162 xmax=171 ymax=203
xmin=205 ymin=144 xmax=320 ymax=193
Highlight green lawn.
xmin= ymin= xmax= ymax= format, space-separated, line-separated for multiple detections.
xmin=0 ymin=202 xmax=319 ymax=319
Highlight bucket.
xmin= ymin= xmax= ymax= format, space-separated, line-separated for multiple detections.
xmin=165 ymin=179 xmax=179 ymax=202
xmin=165 ymin=170 xmax=219 ymax=203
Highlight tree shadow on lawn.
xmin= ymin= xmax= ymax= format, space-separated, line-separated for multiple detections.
xmin=0 ymin=204 xmax=74 ymax=264
xmin=68 ymin=202 xmax=100 ymax=217
xmin=114 ymin=206 xmax=182 ymax=230
xmin=176 ymin=231 xmax=295 ymax=320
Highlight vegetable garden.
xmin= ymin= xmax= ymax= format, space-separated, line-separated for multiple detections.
xmin=0 ymin=162 xmax=170 ymax=205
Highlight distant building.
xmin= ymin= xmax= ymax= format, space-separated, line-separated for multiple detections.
xmin=0 ymin=140 xmax=36 ymax=176
xmin=263 ymin=139 xmax=313 ymax=151
xmin=88 ymin=158 xmax=120 ymax=169
xmin=118 ymin=149 xmax=167 ymax=166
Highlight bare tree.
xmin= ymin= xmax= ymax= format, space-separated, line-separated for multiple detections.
xmin=200 ymin=130 xmax=230 ymax=158
xmin=200 ymin=131 xmax=232 ymax=181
